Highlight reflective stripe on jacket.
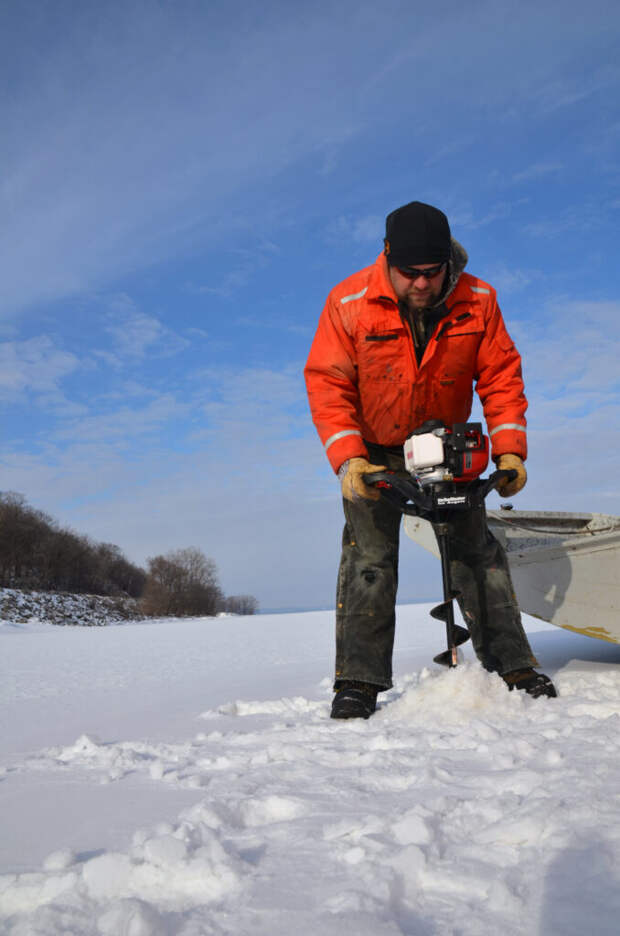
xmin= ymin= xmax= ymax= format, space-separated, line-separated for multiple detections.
xmin=304 ymin=253 xmax=527 ymax=473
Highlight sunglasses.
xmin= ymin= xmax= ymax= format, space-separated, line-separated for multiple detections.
xmin=396 ymin=262 xmax=446 ymax=280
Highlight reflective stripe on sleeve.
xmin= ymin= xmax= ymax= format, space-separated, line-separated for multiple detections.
xmin=489 ymin=423 xmax=527 ymax=437
xmin=324 ymin=429 xmax=362 ymax=451
xmin=470 ymin=286 xmax=490 ymax=294
xmin=340 ymin=287 xmax=368 ymax=305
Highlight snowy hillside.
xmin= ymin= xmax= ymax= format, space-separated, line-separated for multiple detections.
xmin=2 ymin=606 xmax=620 ymax=935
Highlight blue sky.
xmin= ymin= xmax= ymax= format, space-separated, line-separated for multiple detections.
xmin=1 ymin=0 xmax=619 ymax=609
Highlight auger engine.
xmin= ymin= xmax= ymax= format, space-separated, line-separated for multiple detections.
xmin=403 ymin=420 xmax=489 ymax=487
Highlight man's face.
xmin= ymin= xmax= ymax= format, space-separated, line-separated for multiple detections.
xmin=388 ymin=262 xmax=447 ymax=310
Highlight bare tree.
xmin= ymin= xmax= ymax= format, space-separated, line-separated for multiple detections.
xmin=142 ymin=547 xmax=223 ymax=617
xmin=222 ymin=594 xmax=259 ymax=615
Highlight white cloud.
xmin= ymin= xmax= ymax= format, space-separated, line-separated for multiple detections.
xmin=104 ymin=294 xmax=189 ymax=360
xmin=482 ymin=264 xmax=541 ymax=295
xmin=0 ymin=336 xmax=80 ymax=399
xmin=512 ymin=162 xmax=564 ymax=183
xmin=190 ymin=366 xmax=309 ymax=468
xmin=325 ymin=214 xmax=383 ymax=246
xmin=53 ymin=393 xmax=190 ymax=445
xmin=424 ymin=137 xmax=476 ymax=167
xmin=451 ymin=199 xmax=530 ymax=230
xmin=192 ymin=242 xmax=281 ymax=299
xmin=523 ymin=204 xmax=607 ymax=238
xmin=504 ymin=297 xmax=620 ymax=515
xmin=521 ymin=299 xmax=620 ymax=398
xmin=531 ymin=64 xmax=620 ymax=115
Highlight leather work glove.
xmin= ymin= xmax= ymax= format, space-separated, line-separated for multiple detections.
xmin=495 ymin=453 xmax=527 ymax=497
xmin=338 ymin=457 xmax=387 ymax=502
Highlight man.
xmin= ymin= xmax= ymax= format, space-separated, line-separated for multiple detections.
xmin=305 ymin=200 xmax=556 ymax=719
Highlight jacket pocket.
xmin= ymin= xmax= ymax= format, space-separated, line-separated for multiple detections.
xmin=364 ymin=333 xmax=400 ymax=342
xmin=435 ymin=310 xmax=484 ymax=341
xmin=357 ymin=327 xmax=408 ymax=382
xmin=432 ymin=326 xmax=484 ymax=382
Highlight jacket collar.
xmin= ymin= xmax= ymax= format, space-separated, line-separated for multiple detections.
xmin=366 ymin=253 xmax=400 ymax=304
xmin=366 ymin=238 xmax=469 ymax=308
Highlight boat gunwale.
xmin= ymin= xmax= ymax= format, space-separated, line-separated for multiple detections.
xmin=487 ymin=509 xmax=620 ymax=539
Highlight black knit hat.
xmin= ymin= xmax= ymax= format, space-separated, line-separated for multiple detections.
xmin=384 ymin=201 xmax=451 ymax=267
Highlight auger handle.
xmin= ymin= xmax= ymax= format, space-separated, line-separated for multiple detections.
xmin=476 ymin=468 xmax=518 ymax=500
xmin=363 ymin=471 xmax=432 ymax=515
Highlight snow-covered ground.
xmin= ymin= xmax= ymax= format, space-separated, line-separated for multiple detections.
xmin=2 ymin=606 xmax=620 ymax=935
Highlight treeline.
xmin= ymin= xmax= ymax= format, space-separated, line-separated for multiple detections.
xmin=0 ymin=493 xmax=146 ymax=596
xmin=142 ymin=547 xmax=258 ymax=617
xmin=0 ymin=492 xmax=257 ymax=616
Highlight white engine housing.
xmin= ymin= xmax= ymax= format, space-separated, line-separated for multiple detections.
xmin=403 ymin=432 xmax=445 ymax=472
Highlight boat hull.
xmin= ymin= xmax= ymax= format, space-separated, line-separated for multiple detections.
xmin=404 ymin=510 xmax=620 ymax=644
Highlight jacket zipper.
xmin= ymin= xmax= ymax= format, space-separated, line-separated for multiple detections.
xmin=378 ymin=294 xmax=420 ymax=379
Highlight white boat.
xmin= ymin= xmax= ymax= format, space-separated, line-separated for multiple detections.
xmin=403 ymin=509 xmax=620 ymax=644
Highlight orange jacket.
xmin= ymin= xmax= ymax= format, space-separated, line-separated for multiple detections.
xmin=305 ymin=253 xmax=527 ymax=473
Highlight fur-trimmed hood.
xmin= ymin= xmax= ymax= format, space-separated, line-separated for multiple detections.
xmin=433 ymin=238 xmax=468 ymax=308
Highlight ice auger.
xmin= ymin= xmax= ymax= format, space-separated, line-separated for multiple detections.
xmin=365 ymin=421 xmax=517 ymax=668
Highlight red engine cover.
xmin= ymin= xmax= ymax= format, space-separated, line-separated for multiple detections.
xmin=453 ymin=431 xmax=489 ymax=481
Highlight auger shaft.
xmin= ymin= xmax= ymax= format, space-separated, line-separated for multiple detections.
xmin=431 ymin=521 xmax=469 ymax=667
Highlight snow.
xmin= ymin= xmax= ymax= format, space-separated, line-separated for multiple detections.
xmin=2 ymin=606 xmax=620 ymax=934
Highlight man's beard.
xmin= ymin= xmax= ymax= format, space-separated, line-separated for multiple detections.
xmin=404 ymin=284 xmax=443 ymax=311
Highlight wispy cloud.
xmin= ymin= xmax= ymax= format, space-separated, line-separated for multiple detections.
xmin=103 ymin=294 xmax=189 ymax=360
xmin=312 ymin=126 xmax=362 ymax=176
xmin=325 ymin=215 xmax=383 ymax=246
xmin=512 ymin=162 xmax=564 ymax=183
xmin=53 ymin=393 xmax=189 ymax=446
xmin=523 ymin=203 xmax=609 ymax=238
xmin=531 ymin=64 xmax=620 ymax=115
xmin=191 ymin=242 xmax=281 ymax=299
xmin=0 ymin=336 xmax=80 ymax=399
xmin=190 ymin=365 xmax=308 ymax=459
xmin=530 ymin=299 xmax=620 ymax=394
xmin=424 ymin=137 xmax=476 ymax=168
xmin=452 ymin=199 xmax=530 ymax=230
xmin=481 ymin=264 xmax=541 ymax=295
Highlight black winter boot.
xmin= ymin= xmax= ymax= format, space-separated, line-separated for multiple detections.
xmin=331 ymin=681 xmax=378 ymax=719
xmin=502 ymin=668 xmax=557 ymax=698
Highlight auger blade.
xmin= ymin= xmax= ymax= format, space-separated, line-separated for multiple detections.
xmin=433 ymin=624 xmax=470 ymax=666
xmin=429 ymin=593 xmax=460 ymax=623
